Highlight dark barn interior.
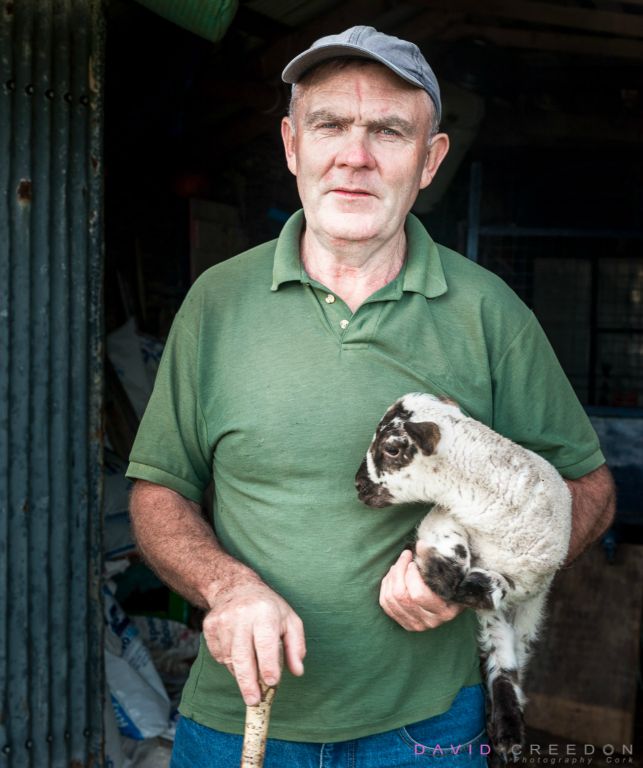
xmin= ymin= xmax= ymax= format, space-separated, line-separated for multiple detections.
xmin=99 ymin=1 xmax=643 ymax=765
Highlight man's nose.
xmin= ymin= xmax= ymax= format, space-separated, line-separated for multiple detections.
xmin=335 ymin=129 xmax=376 ymax=169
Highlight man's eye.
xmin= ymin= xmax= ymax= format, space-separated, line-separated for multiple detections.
xmin=318 ymin=122 xmax=340 ymax=130
xmin=379 ymin=127 xmax=401 ymax=137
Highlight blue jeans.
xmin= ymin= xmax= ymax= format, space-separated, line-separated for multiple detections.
xmin=170 ymin=684 xmax=489 ymax=767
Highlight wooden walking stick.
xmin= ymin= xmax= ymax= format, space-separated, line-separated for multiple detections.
xmin=240 ymin=680 xmax=278 ymax=768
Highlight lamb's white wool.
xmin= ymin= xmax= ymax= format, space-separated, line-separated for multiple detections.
xmin=355 ymin=392 xmax=572 ymax=759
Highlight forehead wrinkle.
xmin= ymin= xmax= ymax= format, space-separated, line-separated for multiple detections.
xmin=303 ymin=109 xmax=416 ymax=136
xmin=298 ymin=90 xmax=429 ymax=140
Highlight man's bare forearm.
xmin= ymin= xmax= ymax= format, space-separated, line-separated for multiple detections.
xmin=129 ymin=479 xmax=261 ymax=609
xmin=129 ymin=479 xmax=306 ymax=705
xmin=565 ymin=463 xmax=616 ymax=563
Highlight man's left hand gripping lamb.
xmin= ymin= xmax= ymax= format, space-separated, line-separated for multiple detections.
xmin=355 ymin=392 xmax=572 ymax=761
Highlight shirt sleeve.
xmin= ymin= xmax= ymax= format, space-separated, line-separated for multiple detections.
xmin=125 ymin=309 xmax=212 ymax=503
xmin=491 ymin=312 xmax=605 ymax=479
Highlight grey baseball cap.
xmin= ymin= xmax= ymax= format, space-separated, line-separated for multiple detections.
xmin=281 ymin=25 xmax=441 ymax=122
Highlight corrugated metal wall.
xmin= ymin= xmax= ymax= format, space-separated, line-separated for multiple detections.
xmin=0 ymin=1 xmax=104 ymax=766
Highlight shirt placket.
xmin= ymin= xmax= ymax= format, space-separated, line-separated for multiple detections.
xmin=305 ymin=284 xmax=354 ymax=342
xmin=304 ymin=273 xmax=406 ymax=347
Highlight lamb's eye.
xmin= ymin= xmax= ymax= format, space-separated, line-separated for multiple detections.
xmin=383 ymin=444 xmax=401 ymax=457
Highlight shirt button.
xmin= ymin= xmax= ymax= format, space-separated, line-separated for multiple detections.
xmin=340 ymin=319 xmax=349 ymax=330
xmin=325 ymin=294 xmax=335 ymax=304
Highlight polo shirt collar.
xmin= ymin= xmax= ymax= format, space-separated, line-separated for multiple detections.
xmin=271 ymin=209 xmax=448 ymax=299
xmin=271 ymin=210 xmax=306 ymax=290
xmin=402 ymin=213 xmax=448 ymax=299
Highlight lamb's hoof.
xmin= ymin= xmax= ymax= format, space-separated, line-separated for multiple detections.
xmin=492 ymin=745 xmax=523 ymax=764
xmin=454 ymin=570 xmax=496 ymax=610
xmin=490 ymin=710 xmax=525 ymax=763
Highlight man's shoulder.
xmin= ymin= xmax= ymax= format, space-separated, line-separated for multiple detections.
xmin=193 ymin=238 xmax=278 ymax=292
xmin=437 ymin=243 xmax=514 ymax=295
xmin=173 ymin=238 xmax=278 ymax=327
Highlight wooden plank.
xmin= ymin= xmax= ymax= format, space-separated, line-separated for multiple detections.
xmin=523 ymin=543 xmax=643 ymax=747
xmin=244 ymin=0 xmax=643 ymax=88
xmin=409 ymin=0 xmax=643 ymax=39
xmin=442 ymin=23 xmax=643 ymax=60
xmin=526 ymin=695 xmax=633 ymax=748
xmin=394 ymin=10 xmax=465 ymax=46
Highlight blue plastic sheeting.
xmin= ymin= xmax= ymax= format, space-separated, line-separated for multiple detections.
xmin=590 ymin=416 xmax=643 ymax=525
xmin=0 ymin=1 xmax=104 ymax=766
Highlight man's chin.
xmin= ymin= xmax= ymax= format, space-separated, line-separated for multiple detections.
xmin=315 ymin=212 xmax=384 ymax=244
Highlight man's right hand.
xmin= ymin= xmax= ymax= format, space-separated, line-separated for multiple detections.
xmin=128 ymin=481 xmax=306 ymax=707
xmin=203 ymin=580 xmax=306 ymax=706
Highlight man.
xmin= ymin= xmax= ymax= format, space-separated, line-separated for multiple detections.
xmin=127 ymin=26 xmax=615 ymax=768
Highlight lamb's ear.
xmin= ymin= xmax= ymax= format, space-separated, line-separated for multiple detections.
xmin=404 ymin=421 xmax=441 ymax=456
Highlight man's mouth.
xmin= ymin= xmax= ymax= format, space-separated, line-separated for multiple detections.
xmin=331 ymin=188 xmax=374 ymax=197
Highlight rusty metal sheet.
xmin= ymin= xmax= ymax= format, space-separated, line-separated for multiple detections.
xmin=0 ymin=0 xmax=104 ymax=765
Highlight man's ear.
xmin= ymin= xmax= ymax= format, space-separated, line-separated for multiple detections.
xmin=404 ymin=421 xmax=441 ymax=456
xmin=281 ymin=116 xmax=298 ymax=176
xmin=419 ymin=132 xmax=449 ymax=189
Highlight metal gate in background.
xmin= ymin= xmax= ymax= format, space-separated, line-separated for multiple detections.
xmin=0 ymin=2 xmax=104 ymax=766
xmin=466 ymin=161 xmax=643 ymax=409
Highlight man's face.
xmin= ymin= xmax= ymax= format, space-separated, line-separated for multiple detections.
xmin=281 ymin=62 xmax=448 ymax=248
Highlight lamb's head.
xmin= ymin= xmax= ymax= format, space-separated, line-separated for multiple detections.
xmin=355 ymin=393 xmax=461 ymax=508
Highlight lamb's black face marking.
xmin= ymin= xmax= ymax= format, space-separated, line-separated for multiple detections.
xmin=373 ymin=433 xmax=418 ymax=476
xmin=355 ymin=458 xmax=393 ymax=508
xmin=355 ymin=400 xmax=415 ymax=507
xmin=355 ymin=398 xmax=441 ymax=507
xmin=378 ymin=401 xmax=412 ymax=429
xmin=371 ymin=402 xmax=419 ymax=476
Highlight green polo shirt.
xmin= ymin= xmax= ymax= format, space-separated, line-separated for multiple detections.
xmin=126 ymin=211 xmax=603 ymax=742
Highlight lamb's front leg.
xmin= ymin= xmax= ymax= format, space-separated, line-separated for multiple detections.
xmin=414 ymin=506 xmax=472 ymax=602
xmin=415 ymin=510 xmax=513 ymax=611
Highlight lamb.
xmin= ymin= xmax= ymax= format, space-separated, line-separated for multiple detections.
xmin=355 ymin=392 xmax=572 ymax=761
